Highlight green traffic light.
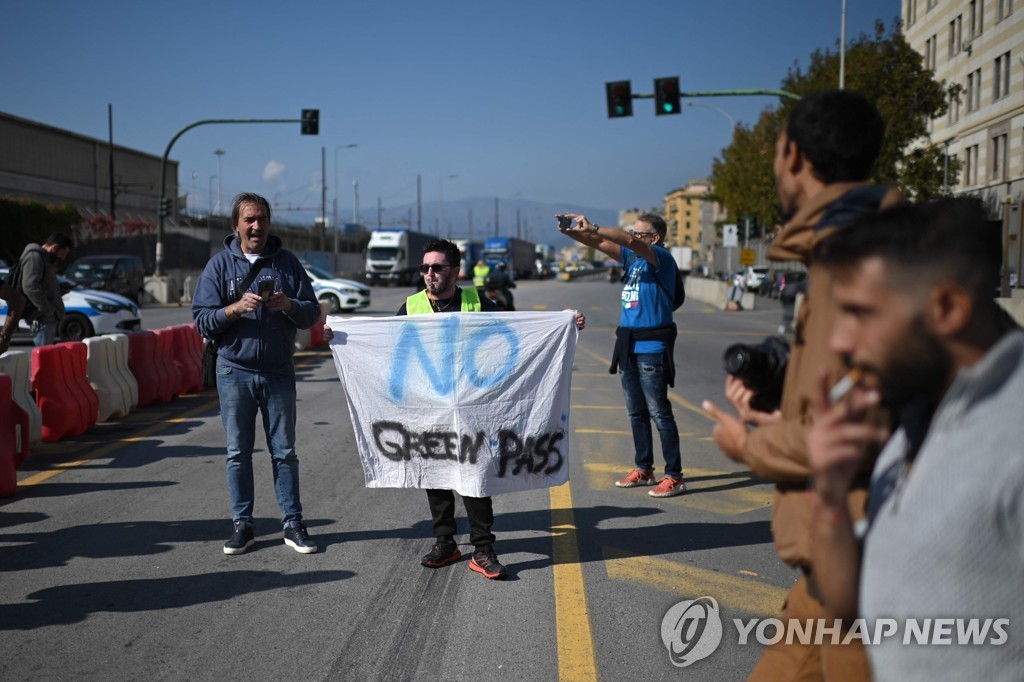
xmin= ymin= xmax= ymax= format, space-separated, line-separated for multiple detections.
xmin=663 ymin=104 xmax=675 ymax=113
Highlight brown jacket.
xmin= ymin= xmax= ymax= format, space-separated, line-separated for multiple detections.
xmin=746 ymin=182 xmax=903 ymax=567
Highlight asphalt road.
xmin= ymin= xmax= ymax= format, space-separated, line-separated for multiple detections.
xmin=1 ymin=277 xmax=796 ymax=681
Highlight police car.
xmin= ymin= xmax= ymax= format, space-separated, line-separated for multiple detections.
xmin=0 ymin=269 xmax=142 ymax=341
xmin=301 ymin=262 xmax=371 ymax=314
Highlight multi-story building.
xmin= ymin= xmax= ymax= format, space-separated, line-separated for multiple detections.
xmin=662 ymin=180 xmax=726 ymax=261
xmin=903 ymin=0 xmax=1023 ymax=203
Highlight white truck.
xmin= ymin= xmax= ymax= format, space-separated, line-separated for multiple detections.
xmin=364 ymin=229 xmax=434 ymax=286
xmin=670 ymin=246 xmax=693 ymax=276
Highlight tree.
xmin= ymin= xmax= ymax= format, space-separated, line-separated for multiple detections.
xmin=711 ymin=20 xmax=959 ymax=228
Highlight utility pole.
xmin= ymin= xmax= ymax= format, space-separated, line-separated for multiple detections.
xmin=416 ymin=174 xmax=422 ymax=232
xmin=353 ymin=179 xmax=360 ymax=225
xmin=155 ymin=112 xmax=314 ymax=276
xmin=108 ymin=104 xmax=115 ymax=219
xmin=214 ymin=149 xmax=225 ymax=216
xmin=320 ymin=146 xmax=327 ymax=252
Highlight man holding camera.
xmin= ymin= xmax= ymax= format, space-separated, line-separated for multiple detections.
xmin=702 ymin=90 xmax=902 ymax=680
xmin=558 ymin=212 xmax=685 ymax=498
xmin=193 ymin=192 xmax=322 ymax=556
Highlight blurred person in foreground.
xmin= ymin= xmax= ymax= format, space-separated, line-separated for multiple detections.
xmin=808 ymin=197 xmax=1023 ymax=680
xmin=558 ymin=212 xmax=686 ymax=498
xmin=193 ymin=193 xmax=322 ymax=556
xmin=701 ymin=89 xmax=902 ymax=680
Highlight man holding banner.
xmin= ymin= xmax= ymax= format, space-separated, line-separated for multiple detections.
xmin=327 ymin=239 xmax=584 ymax=580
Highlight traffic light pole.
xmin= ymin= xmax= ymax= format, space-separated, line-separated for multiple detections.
xmin=633 ymin=88 xmax=801 ymax=102
xmin=155 ymin=117 xmax=302 ymax=276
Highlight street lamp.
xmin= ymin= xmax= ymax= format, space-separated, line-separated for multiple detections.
xmin=214 ymin=149 xmax=225 ymax=215
xmin=439 ymin=174 xmax=456 ymax=237
xmin=333 ymin=144 xmax=358 ymax=238
xmin=209 ymin=175 xmax=217 ymax=217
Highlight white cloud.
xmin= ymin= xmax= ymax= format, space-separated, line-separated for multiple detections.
xmin=263 ymin=160 xmax=287 ymax=183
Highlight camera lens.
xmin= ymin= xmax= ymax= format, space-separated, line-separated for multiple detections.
xmin=722 ymin=344 xmax=752 ymax=375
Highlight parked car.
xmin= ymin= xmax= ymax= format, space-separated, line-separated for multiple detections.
xmin=757 ymin=270 xmax=782 ymax=298
xmin=0 ymin=269 xmax=142 ymax=341
xmin=777 ymin=271 xmax=808 ymax=301
xmin=64 ymin=254 xmax=146 ymax=303
xmin=301 ymin=262 xmax=371 ymax=314
xmin=742 ymin=266 xmax=769 ymax=291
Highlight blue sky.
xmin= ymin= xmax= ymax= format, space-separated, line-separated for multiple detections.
xmin=2 ymin=1 xmax=900 ymax=226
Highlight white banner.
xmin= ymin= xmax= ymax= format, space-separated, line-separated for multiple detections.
xmin=328 ymin=310 xmax=578 ymax=497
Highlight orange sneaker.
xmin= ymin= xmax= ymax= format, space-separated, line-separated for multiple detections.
xmin=615 ymin=468 xmax=656 ymax=488
xmin=649 ymin=475 xmax=686 ymax=498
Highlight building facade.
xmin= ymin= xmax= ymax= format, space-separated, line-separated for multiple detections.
xmin=903 ymin=0 xmax=1023 ymax=203
xmin=0 ymin=111 xmax=179 ymax=225
xmin=662 ymin=180 xmax=726 ymax=261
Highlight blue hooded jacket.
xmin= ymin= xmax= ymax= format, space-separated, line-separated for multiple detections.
xmin=192 ymin=234 xmax=320 ymax=374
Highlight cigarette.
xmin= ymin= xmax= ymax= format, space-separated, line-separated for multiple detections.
xmin=828 ymin=368 xmax=863 ymax=404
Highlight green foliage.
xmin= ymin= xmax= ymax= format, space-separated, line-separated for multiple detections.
xmin=711 ymin=19 xmax=958 ymax=225
xmin=0 ymin=197 xmax=80 ymax=264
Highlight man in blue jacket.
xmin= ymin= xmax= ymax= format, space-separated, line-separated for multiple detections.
xmin=192 ymin=192 xmax=322 ymax=555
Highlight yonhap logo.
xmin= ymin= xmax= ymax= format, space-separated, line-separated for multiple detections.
xmin=660 ymin=596 xmax=724 ymax=667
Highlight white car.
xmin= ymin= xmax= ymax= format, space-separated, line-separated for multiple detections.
xmin=301 ymin=263 xmax=371 ymax=314
xmin=0 ymin=270 xmax=142 ymax=341
xmin=743 ymin=266 xmax=769 ymax=291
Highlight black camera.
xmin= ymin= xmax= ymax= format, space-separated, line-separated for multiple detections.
xmin=722 ymin=336 xmax=790 ymax=413
xmin=257 ymin=279 xmax=276 ymax=302
xmin=557 ymin=214 xmax=574 ymax=231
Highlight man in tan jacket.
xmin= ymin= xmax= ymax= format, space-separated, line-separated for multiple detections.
xmin=703 ymin=90 xmax=902 ymax=681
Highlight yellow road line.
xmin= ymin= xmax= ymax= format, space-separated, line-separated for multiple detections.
xmin=602 ymin=546 xmax=787 ymax=617
xmin=18 ymin=397 xmax=221 ymax=488
xmin=550 ymin=483 xmax=598 ymax=681
xmin=574 ymin=428 xmax=630 ymax=435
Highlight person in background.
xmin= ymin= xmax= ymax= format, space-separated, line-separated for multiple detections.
xmin=17 ymin=232 xmax=72 ymax=347
xmin=472 ymin=258 xmax=490 ymax=289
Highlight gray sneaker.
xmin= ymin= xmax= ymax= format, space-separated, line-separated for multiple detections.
xmin=224 ymin=521 xmax=255 ymax=555
xmin=283 ymin=522 xmax=318 ymax=554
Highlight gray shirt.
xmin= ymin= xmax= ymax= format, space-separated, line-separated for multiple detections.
xmin=861 ymin=329 xmax=1024 ymax=680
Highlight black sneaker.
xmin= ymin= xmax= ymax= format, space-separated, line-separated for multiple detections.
xmin=224 ymin=521 xmax=255 ymax=555
xmin=421 ymin=539 xmax=462 ymax=568
xmin=469 ymin=545 xmax=508 ymax=580
xmin=283 ymin=522 xmax=318 ymax=554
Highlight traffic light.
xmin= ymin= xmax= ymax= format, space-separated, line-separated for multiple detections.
xmin=654 ymin=77 xmax=681 ymax=115
xmin=158 ymin=197 xmax=172 ymax=217
xmin=301 ymin=109 xmax=319 ymax=135
xmin=605 ymin=81 xmax=633 ymax=118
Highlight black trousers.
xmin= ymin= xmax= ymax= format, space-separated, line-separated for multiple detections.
xmin=426 ymin=489 xmax=495 ymax=548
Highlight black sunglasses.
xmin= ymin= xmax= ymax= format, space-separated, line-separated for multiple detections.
xmin=419 ymin=263 xmax=451 ymax=274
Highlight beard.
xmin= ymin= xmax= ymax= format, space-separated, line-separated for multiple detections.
xmin=425 ymin=272 xmax=455 ymax=297
xmin=874 ymin=315 xmax=952 ymax=409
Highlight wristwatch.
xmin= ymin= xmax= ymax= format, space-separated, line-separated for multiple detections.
xmin=589 ymin=223 xmax=599 ymax=234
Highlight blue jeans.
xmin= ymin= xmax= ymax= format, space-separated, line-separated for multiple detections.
xmin=32 ymin=316 xmax=58 ymax=346
xmin=620 ymin=353 xmax=682 ymax=477
xmin=216 ymin=365 xmax=303 ymax=527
